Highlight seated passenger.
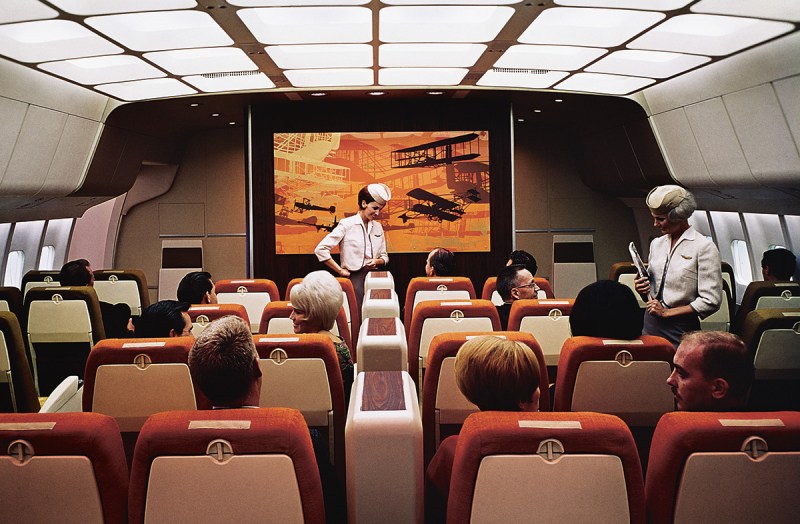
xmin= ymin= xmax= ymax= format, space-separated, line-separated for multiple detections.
xmin=425 ymin=335 xmax=541 ymax=522
xmin=132 ymin=300 xmax=193 ymax=338
xmin=570 ymin=280 xmax=643 ymax=340
xmin=495 ymin=264 xmax=538 ymax=330
xmin=425 ymin=247 xmax=455 ymax=277
xmin=761 ymin=248 xmax=796 ymax=281
xmin=188 ymin=315 xmax=262 ymax=409
xmin=289 ymin=270 xmax=354 ymax=405
xmin=177 ymin=271 xmax=218 ymax=305
xmin=507 ymin=249 xmax=538 ymax=277
xmin=59 ymin=259 xmax=131 ymax=338
xmin=669 ymin=331 xmax=753 ymax=412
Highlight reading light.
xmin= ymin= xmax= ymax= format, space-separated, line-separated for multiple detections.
xmin=367 ymin=91 xmax=385 ymax=96
xmin=211 ymin=113 xmax=220 ymax=117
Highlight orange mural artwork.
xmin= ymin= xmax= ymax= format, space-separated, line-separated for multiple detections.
xmin=273 ymin=130 xmax=491 ymax=254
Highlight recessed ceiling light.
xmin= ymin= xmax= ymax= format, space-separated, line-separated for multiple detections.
xmin=229 ymin=121 xmax=236 ymax=125
xmin=189 ymin=103 xmax=200 ymax=107
xmin=238 ymin=7 xmax=372 ymax=45
xmin=379 ymin=43 xmax=486 ymax=67
xmin=554 ymin=0 xmax=692 ymax=9
xmin=517 ymin=118 xmax=525 ymax=122
xmin=476 ymin=69 xmax=568 ymax=89
xmin=555 ymin=72 xmax=655 ymax=95
xmin=494 ymin=44 xmax=606 ymax=71
xmin=38 ymin=54 xmax=164 ymax=85
xmin=2 ymin=0 xmax=58 ymax=25
xmin=534 ymin=109 xmax=542 ymax=113
xmin=380 ymin=6 xmax=514 ymax=43
xmin=183 ymin=72 xmax=275 ymax=92
xmin=309 ymin=92 xmax=327 ymax=96
xmin=266 ymin=43 xmax=372 ymax=69
xmin=0 ymin=19 xmax=122 ymax=63
xmin=211 ymin=113 xmax=220 ymax=117
xmin=48 ymin=0 xmax=197 ymax=16
xmin=144 ymin=47 xmax=258 ymax=76
xmin=427 ymin=91 xmax=444 ymax=95
xmin=367 ymin=91 xmax=385 ymax=96
xmin=555 ymin=98 xmax=563 ymax=102
xmin=379 ymin=67 xmax=468 ymax=86
xmin=586 ymin=49 xmax=710 ymax=78
xmin=691 ymin=0 xmax=800 ymax=23
xmin=94 ymin=77 xmax=195 ymax=101
xmin=284 ymin=68 xmax=373 ymax=87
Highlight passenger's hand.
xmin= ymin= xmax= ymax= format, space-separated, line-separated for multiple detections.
xmin=339 ymin=268 xmax=351 ymax=277
xmin=634 ymin=276 xmax=651 ymax=296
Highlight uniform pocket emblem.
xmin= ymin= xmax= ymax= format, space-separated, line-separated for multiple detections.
xmin=681 ymin=254 xmax=692 ymax=260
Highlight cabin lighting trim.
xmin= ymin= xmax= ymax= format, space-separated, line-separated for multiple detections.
xmin=554 ymin=0 xmax=692 ymax=10
xmin=284 ymin=68 xmax=374 ymax=87
xmin=0 ymin=19 xmax=122 ymax=63
xmin=266 ymin=43 xmax=373 ymax=69
xmin=585 ymin=49 xmax=711 ymax=79
xmin=378 ymin=67 xmax=468 ymax=86
xmin=95 ymin=77 xmax=196 ymax=101
xmin=85 ymin=10 xmax=233 ymax=52
xmin=184 ymin=72 xmax=275 ymax=92
xmin=48 ymin=0 xmax=198 ymax=16
xmin=238 ymin=7 xmax=373 ymax=45
xmin=628 ymin=14 xmax=795 ymax=56
xmin=383 ymin=0 xmax=521 ymax=4
xmin=379 ymin=43 xmax=487 ymax=67
xmin=691 ymin=0 xmax=800 ymax=23
xmin=555 ymin=72 xmax=655 ymax=95
xmin=494 ymin=44 xmax=607 ymax=71
xmin=229 ymin=0 xmax=369 ymax=5
xmin=38 ymin=54 xmax=165 ymax=85
xmin=379 ymin=6 xmax=515 ymax=43
xmin=518 ymin=7 xmax=665 ymax=47
xmin=476 ymin=69 xmax=568 ymax=89
xmin=144 ymin=47 xmax=259 ymax=75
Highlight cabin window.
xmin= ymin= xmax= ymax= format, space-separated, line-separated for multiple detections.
xmin=730 ymin=240 xmax=753 ymax=285
xmin=38 ymin=245 xmax=56 ymax=270
xmin=3 ymin=250 xmax=24 ymax=288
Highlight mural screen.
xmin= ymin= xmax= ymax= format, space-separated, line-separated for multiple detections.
xmin=273 ymin=131 xmax=491 ymax=254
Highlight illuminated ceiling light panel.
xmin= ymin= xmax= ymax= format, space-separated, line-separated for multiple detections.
xmin=238 ymin=7 xmax=372 ymax=45
xmin=378 ymin=67 xmax=468 ymax=86
xmin=48 ymin=0 xmax=197 ymax=16
xmin=1 ymin=0 xmax=58 ymax=25
xmin=380 ymin=6 xmax=514 ymax=43
xmin=379 ymin=43 xmax=486 ymax=67
xmin=183 ymin=72 xmax=275 ymax=92
xmin=85 ymin=11 xmax=232 ymax=52
xmin=586 ymin=49 xmax=709 ymax=78
xmin=229 ymin=0 xmax=368 ymax=5
xmin=628 ymin=14 xmax=794 ymax=56
xmin=284 ymin=68 xmax=374 ymax=87
xmin=383 ymin=0 xmax=520 ymax=4
xmin=494 ymin=45 xmax=606 ymax=70
xmin=554 ymin=0 xmax=691 ymax=10
xmin=38 ymin=54 xmax=165 ymax=85
xmin=0 ymin=20 xmax=122 ymax=63
xmin=267 ymin=44 xmax=372 ymax=69
xmin=144 ymin=47 xmax=257 ymax=75
xmin=555 ymin=72 xmax=654 ymax=95
xmin=691 ymin=0 xmax=800 ymax=23
xmin=95 ymin=77 xmax=196 ymax=101
xmin=518 ymin=7 xmax=664 ymax=47
xmin=476 ymin=69 xmax=568 ymax=88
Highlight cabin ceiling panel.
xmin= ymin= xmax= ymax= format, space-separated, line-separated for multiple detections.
xmin=0 ymin=97 xmax=28 ymax=177
xmin=0 ymin=105 xmax=67 ymax=194
xmin=43 ymin=115 xmax=102 ymax=195
xmin=683 ymin=97 xmax=752 ymax=185
xmin=0 ymin=1 xmax=797 ymax=101
xmin=773 ymin=75 xmax=800 ymax=152
xmin=723 ymin=83 xmax=800 ymax=185
xmin=649 ymin=108 xmax=715 ymax=187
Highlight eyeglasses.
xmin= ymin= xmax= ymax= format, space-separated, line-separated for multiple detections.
xmin=514 ymin=282 xmax=540 ymax=293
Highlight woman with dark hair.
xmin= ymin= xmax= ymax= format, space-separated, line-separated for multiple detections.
xmin=570 ymin=280 xmax=643 ymax=340
xmin=314 ymin=183 xmax=391 ymax=308
xmin=634 ymin=185 xmax=722 ymax=346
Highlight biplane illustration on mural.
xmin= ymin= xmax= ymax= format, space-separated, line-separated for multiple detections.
xmin=399 ymin=188 xmax=466 ymax=223
xmin=293 ymin=198 xmax=336 ymax=215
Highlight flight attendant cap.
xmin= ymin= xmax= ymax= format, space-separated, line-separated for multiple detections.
xmin=646 ymin=185 xmax=687 ymax=212
xmin=367 ymin=183 xmax=392 ymax=205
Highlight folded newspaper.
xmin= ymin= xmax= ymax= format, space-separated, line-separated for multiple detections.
xmin=629 ymin=242 xmax=654 ymax=300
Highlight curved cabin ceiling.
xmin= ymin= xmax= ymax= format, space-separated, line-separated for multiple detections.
xmin=0 ymin=0 xmax=797 ymax=102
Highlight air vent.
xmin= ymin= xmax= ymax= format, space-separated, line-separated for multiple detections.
xmin=200 ymin=71 xmax=261 ymax=79
xmin=491 ymin=67 xmax=551 ymax=75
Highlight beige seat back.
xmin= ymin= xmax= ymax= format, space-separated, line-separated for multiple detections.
xmin=0 ymin=332 xmax=15 ymax=411
xmin=92 ymin=364 xmax=197 ymax=432
xmin=217 ymin=290 xmax=273 ymax=333
xmin=753 ymin=325 xmax=800 ymax=380
xmin=419 ymin=317 xmax=494 ymax=367
xmin=28 ymin=300 xmax=92 ymax=344
xmin=674 ymin=451 xmax=800 ymax=523
xmin=756 ymin=295 xmax=800 ymax=310
xmin=519 ymin=313 xmax=572 ymax=365
xmin=93 ymin=279 xmax=142 ymax=316
xmin=700 ymin=294 xmax=730 ymax=331
xmin=413 ymin=289 xmax=471 ymax=312
xmin=571 ymin=360 xmax=674 ymax=426
xmin=471 ymin=454 xmax=630 ymax=523
xmin=145 ymin=454 xmax=304 ymax=524
xmin=435 ymin=356 xmax=478 ymax=442
xmin=618 ymin=273 xmax=648 ymax=308
xmin=259 ymin=358 xmax=333 ymax=427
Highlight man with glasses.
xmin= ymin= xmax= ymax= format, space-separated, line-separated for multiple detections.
xmin=495 ymin=264 xmax=538 ymax=330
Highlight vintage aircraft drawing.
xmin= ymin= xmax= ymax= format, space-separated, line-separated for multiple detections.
xmin=314 ymin=216 xmax=339 ymax=233
xmin=294 ymin=198 xmax=336 ymax=214
xmin=399 ymin=188 xmax=466 ymax=223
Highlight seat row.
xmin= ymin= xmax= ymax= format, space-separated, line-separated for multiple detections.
xmin=2 ymin=407 xmax=798 ymax=523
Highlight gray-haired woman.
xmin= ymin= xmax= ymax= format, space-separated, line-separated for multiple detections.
xmin=634 ymin=185 xmax=722 ymax=347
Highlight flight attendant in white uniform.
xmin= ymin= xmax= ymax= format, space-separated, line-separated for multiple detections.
xmin=314 ymin=183 xmax=391 ymax=309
